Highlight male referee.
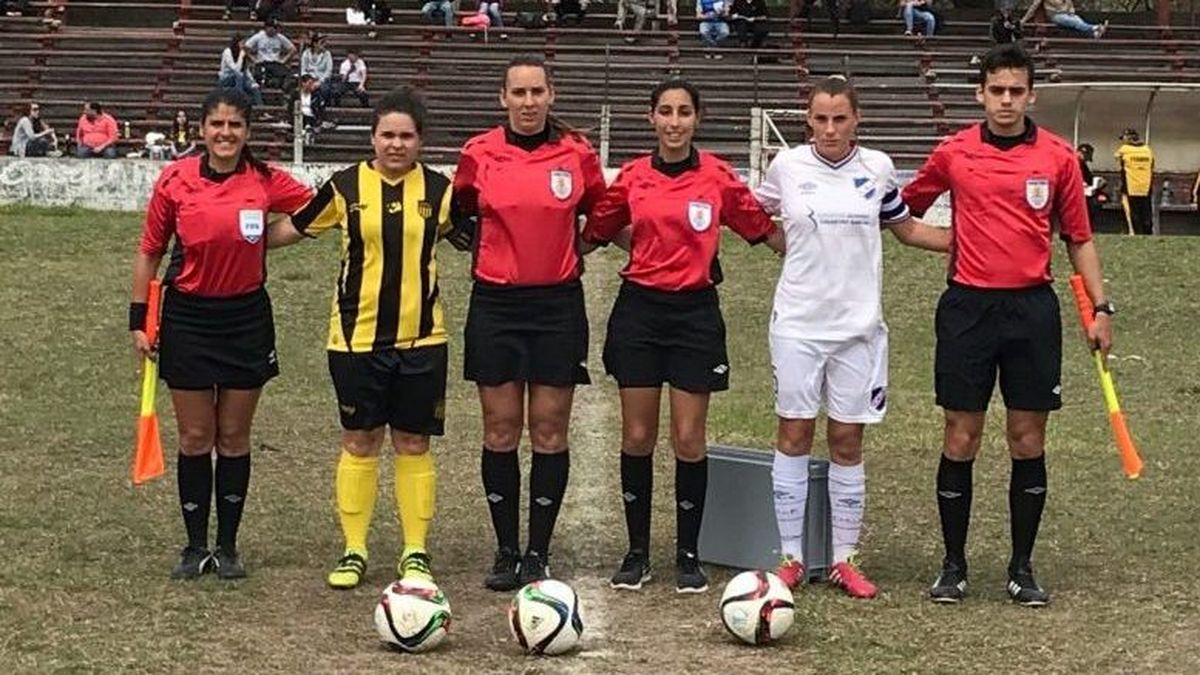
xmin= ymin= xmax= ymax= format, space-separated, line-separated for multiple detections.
xmin=903 ymin=44 xmax=1114 ymax=607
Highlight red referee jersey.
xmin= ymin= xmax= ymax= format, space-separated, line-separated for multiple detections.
xmin=902 ymin=121 xmax=1091 ymax=289
xmin=452 ymin=126 xmax=607 ymax=287
xmin=140 ymin=155 xmax=312 ymax=297
xmin=583 ymin=150 xmax=774 ymax=292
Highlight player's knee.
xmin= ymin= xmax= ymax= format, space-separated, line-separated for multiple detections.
xmin=672 ymin=428 xmax=707 ymax=462
xmin=483 ymin=417 xmax=522 ymax=451
xmin=622 ymin=422 xmax=658 ymax=455
xmin=827 ymin=425 xmax=863 ymax=463
xmin=776 ymin=421 xmax=814 ymax=456
xmin=216 ymin=429 xmax=251 ymax=457
xmin=1007 ymin=431 xmax=1045 ymax=460
xmin=391 ymin=431 xmax=430 ymax=456
xmin=178 ymin=426 xmax=215 ymax=455
xmin=943 ymin=422 xmax=982 ymax=459
xmin=529 ymin=419 xmax=568 ymax=452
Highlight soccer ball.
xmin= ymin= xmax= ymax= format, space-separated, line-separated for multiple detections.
xmin=374 ymin=578 xmax=452 ymax=653
xmin=508 ymin=579 xmax=584 ymax=655
xmin=719 ymin=570 xmax=795 ymax=645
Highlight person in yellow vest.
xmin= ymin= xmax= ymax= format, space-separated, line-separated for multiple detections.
xmin=1114 ymin=128 xmax=1155 ymax=235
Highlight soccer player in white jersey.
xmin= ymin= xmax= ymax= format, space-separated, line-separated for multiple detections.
xmin=755 ymin=76 xmax=951 ymax=598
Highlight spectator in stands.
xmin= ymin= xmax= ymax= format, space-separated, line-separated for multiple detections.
xmin=301 ymin=32 xmax=333 ymax=85
xmin=615 ymin=0 xmax=650 ymax=43
xmin=1021 ymin=0 xmax=1106 ymax=39
xmin=548 ymin=0 xmax=588 ymax=25
xmin=1114 ymin=128 xmax=1154 ymax=235
xmin=421 ymin=0 xmax=460 ymax=28
xmin=477 ymin=0 xmax=506 ymax=31
xmin=697 ymin=0 xmax=730 ymax=59
xmin=74 ymin=101 xmax=118 ymax=159
xmin=170 ymin=109 xmax=199 ymax=159
xmin=990 ymin=8 xmax=1021 ymax=43
xmin=330 ymin=49 xmax=370 ymax=107
xmin=9 ymin=102 xmax=56 ymax=158
xmin=3 ymin=0 xmax=30 ymax=17
xmin=292 ymin=74 xmax=331 ymax=133
xmin=245 ymin=18 xmax=298 ymax=94
xmin=219 ymin=34 xmax=266 ymax=107
xmin=730 ymin=0 xmax=769 ymax=49
xmin=792 ymin=0 xmax=840 ymax=37
xmin=358 ymin=0 xmax=393 ymax=24
xmin=900 ymin=0 xmax=935 ymax=36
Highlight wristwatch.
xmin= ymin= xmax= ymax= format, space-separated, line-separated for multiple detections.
xmin=1093 ymin=301 xmax=1116 ymax=317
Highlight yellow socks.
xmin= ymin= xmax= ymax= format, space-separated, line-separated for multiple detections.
xmin=335 ymin=450 xmax=379 ymax=557
xmin=394 ymin=452 xmax=436 ymax=557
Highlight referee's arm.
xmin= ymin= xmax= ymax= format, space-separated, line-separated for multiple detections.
xmin=1058 ymin=158 xmax=1113 ymax=356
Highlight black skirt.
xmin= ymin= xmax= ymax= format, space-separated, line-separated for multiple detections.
xmin=158 ymin=287 xmax=278 ymax=390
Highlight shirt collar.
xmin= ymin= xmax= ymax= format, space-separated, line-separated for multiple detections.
xmin=200 ymin=153 xmax=245 ymax=182
xmin=651 ymin=147 xmax=700 ymax=177
xmin=980 ymin=118 xmax=1038 ymax=149
xmin=505 ymin=124 xmax=556 ymax=151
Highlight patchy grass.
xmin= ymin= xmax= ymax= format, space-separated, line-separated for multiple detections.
xmin=1 ymin=205 xmax=1197 ymax=673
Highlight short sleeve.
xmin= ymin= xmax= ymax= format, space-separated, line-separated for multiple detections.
xmin=266 ymin=169 xmax=314 ymax=214
xmin=577 ymin=142 xmax=608 ymax=214
xmin=719 ymin=167 xmax=774 ymax=244
xmin=902 ymin=141 xmax=952 ymax=217
xmin=451 ymin=148 xmax=481 ymax=219
xmin=582 ymin=163 xmax=633 ymax=244
xmin=140 ymin=170 xmax=177 ymax=256
xmin=755 ymin=154 xmax=784 ymax=216
xmin=290 ymin=178 xmax=343 ymax=237
xmin=878 ymin=157 xmax=911 ymax=224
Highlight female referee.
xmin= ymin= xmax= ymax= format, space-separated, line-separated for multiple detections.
xmin=452 ymin=55 xmax=607 ymax=591
xmin=130 ymin=88 xmax=313 ymax=580
xmin=582 ymin=79 xmax=785 ymax=593
xmin=756 ymin=75 xmax=949 ymax=599
xmin=268 ymin=88 xmax=472 ymax=589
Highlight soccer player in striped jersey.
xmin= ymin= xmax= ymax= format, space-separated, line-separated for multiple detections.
xmin=755 ymin=76 xmax=950 ymax=598
xmin=269 ymin=88 xmax=472 ymax=589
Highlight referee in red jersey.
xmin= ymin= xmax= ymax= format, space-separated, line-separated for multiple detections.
xmin=130 ymin=88 xmax=312 ymax=580
xmin=452 ymin=55 xmax=608 ymax=590
xmin=902 ymin=44 xmax=1114 ymax=606
xmin=583 ymin=79 xmax=785 ymax=593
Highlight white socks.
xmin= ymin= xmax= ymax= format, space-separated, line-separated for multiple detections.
xmin=772 ymin=451 xmax=809 ymax=561
xmin=828 ymin=461 xmax=866 ymax=564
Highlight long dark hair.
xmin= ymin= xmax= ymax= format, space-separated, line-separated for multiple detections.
xmin=172 ymin=109 xmax=190 ymax=139
xmin=200 ymin=87 xmax=270 ymax=176
xmin=227 ymin=33 xmax=242 ymax=55
xmin=501 ymin=54 xmax=578 ymax=137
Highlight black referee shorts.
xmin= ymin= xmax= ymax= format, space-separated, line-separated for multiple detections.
xmin=934 ymin=282 xmax=1062 ymax=412
xmin=158 ymin=287 xmax=278 ymax=390
xmin=464 ymin=280 xmax=590 ymax=387
xmin=327 ymin=344 xmax=448 ymax=435
xmin=603 ymin=281 xmax=730 ymax=393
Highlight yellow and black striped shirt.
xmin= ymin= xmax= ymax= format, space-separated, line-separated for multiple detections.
xmin=291 ymin=161 xmax=454 ymax=353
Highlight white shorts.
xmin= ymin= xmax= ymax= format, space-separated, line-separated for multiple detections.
xmin=769 ymin=325 xmax=889 ymax=424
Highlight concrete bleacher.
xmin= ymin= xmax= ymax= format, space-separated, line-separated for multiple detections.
xmin=3 ymin=0 xmax=1199 ymax=173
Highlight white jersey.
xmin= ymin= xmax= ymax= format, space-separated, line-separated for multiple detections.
xmin=756 ymin=144 xmax=909 ymax=341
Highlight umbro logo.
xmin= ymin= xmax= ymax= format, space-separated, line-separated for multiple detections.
xmin=339 ymin=404 xmax=356 ymax=415
xmin=679 ymin=500 xmax=695 ymax=511
xmin=622 ymin=491 xmax=637 ymax=503
xmin=183 ymin=502 xmax=199 ymax=512
xmin=534 ymin=497 xmax=554 ymax=507
xmin=487 ymin=492 xmax=504 ymax=504
xmin=1052 ymin=384 xmax=1063 ymax=395
xmin=348 ymin=202 xmax=367 ymax=213
xmin=1024 ymin=486 xmax=1047 ymax=495
xmin=223 ymin=494 xmax=242 ymax=504
xmin=938 ymin=490 xmax=962 ymax=499
xmin=712 ymin=364 xmax=729 ymax=375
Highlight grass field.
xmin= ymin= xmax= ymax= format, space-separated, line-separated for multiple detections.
xmin=1 ymin=204 xmax=1198 ymax=674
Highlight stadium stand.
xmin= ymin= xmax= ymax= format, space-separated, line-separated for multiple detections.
xmin=3 ymin=0 xmax=1199 ymax=176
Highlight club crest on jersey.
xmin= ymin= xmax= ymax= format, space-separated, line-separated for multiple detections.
xmin=549 ymin=170 xmax=573 ymax=200
xmin=417 ymin=201 xmax=433 ymax=218
xmin=853 ymin=176 xmax=877 ymax=200
xmin=1025 ymin=177 xmax=1050 ymax=210
xmin=688 ymin=201 xmax=713 ymax=231
xmin=238 ymin=209 xmax=264 ymax=244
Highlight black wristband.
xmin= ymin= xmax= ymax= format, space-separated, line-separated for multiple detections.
xmin=129 ymin=302 xmax=149 ymax=332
